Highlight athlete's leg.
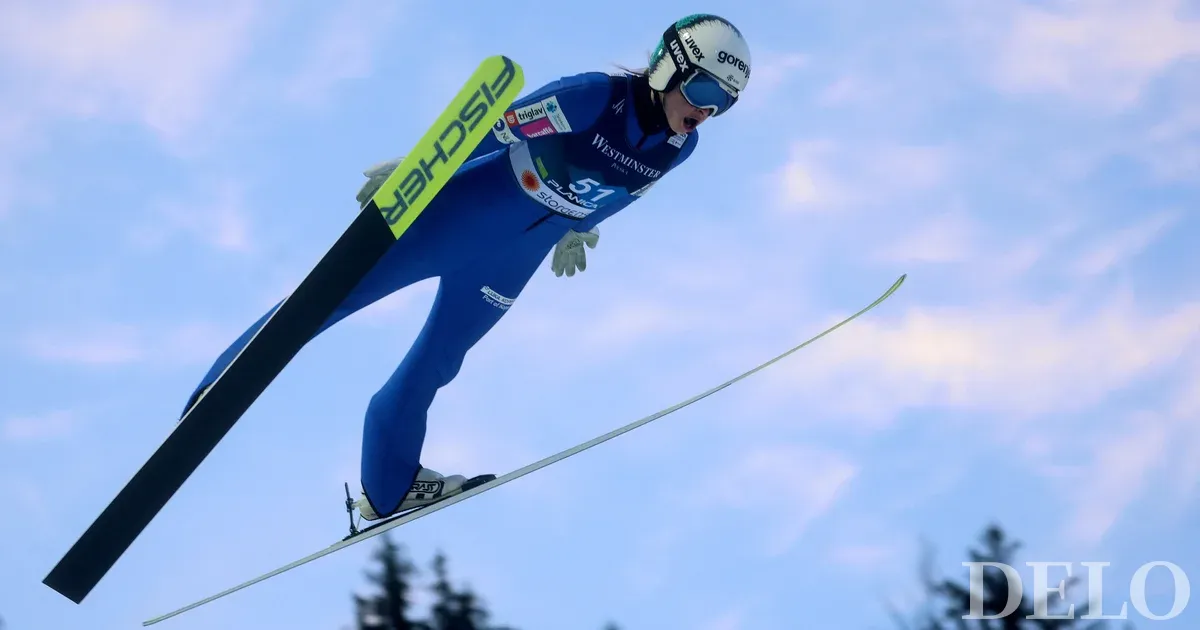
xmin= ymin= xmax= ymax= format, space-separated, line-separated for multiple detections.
xmin=358 ymin=236 xmax=555 ymax=516
xmin=177 ymin=173 xmax=506 ymax=418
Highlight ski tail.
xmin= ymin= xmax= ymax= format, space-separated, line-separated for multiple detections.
xmin=43 ymin=55 xmax=524 ymax=605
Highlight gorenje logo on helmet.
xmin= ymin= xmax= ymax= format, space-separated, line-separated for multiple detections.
xmin=682 ymin=32 xmax=705 ymax=61
xmin=668 ymin=39 xmax=691 ymax=74
xmin=717 ymin=50 xmax=750 ymax=79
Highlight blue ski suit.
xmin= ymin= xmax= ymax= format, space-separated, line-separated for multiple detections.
xmin=184 ymin=70 xmax=699 ymax=516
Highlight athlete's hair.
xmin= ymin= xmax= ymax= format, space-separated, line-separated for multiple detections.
xmin=612 ymin=48 xmax=653 ymax=78
xmin=612 ymin=63 xmax=648 ymax=77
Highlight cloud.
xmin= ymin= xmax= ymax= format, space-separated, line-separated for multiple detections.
xmin=0 ymin=477 xmax=51 ymax=524
xmin=22 ymin=324 xmax=144 ymax=365
xmin=21 ymin=320 xmax=236 ymax=367
xmin=495 ymin=279 xmax=722 ymax=368
xmin=749 ymin=294 xmax=1200 ymax=430
xmin=1169 ymin=363 xmax=1200 ymax=421
xmin=817 ymin=75 xmax=881 ymax=107
xmin=0 ymin=107 xmax=43 ymax=218
xmin=877 ymin=205 xmax=1182 ymax=283
xmin=716 ymin=286 xmax=1196 ymax=551
xmin=705 ymin=444 xmax=858 ymax=555
xmin=130 ymin=179 xmax=255 ymax=252
xmin=344 ymin=279 xmax=439 ymax=328
xmin=772 ymin=139 xmax=954 ymax=213
xmin=161 ymin=321 xmax=248 ymax=364
xmin=418 ymin=416 xmax=539 ymax=481
xmin=829 ymin=542 xmax=905 ymax=570
xmin=983 ymin=0 xmax=1200 ymax=109
xmin=739 ymin=52 xmax=809 ymax=109
xmin=0 ymin=0 xmax=259 ymax=142
xmin=284 ymin=0 xmax=401 ymax=105
xmin=620 ymin=525 xmax=681 ymax=594
xmin=1145 ymin=357 xmax=1200 ymax=511
xmin=835 ymin=540 xmax=902 ymax=568
xmin=574 ymin=300 xmax=678 ymax=355
xmin=871 ymin=145 xmax=953 ymax=193
xmin=1127 ymin=78 xmax=1200 ymax=182
xmin=699 ymin=609 xmax=745 ymax=630
xmin=874 ymin=211 xmax=978 ymax=264
xmin=773 ymin=140 xmax=848 ymax=210
xmin=1070 ymin=211 xmax=1181 ymax=276
xmin=1060 ymin=412 xmax=1171 ymax=546
xmin=1 ymin=410 xmax=76 ymax=442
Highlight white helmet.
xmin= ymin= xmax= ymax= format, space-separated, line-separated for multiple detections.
xmin=647 ymin=14 xmax=751 ymax=116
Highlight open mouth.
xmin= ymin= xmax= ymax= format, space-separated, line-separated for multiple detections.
xmin=683 ymin=116 xmax=699 ymax=130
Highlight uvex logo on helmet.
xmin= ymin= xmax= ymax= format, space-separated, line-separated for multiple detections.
xmin=669 ymin=39 xmax=691 ymax=73
xmin=683 ymin=32 xmax=705 ymax=61
xmin=717 ymin=50 xmax=750 ymax=79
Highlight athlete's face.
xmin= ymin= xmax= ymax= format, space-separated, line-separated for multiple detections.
xmin=663 ymin=86 xmax=711 ymax=134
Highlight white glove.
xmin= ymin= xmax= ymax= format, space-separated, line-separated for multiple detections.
xmin=356 ymin=156 xmax=404 ymax=204
xmin=551 ymin=227 xmax=599 ymax=277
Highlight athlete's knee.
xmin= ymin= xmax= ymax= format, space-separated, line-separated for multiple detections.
xmin=409 ymin=338 xmax=469 ymax=389
xmin=433 ymin=344 xmax=469 ymax=385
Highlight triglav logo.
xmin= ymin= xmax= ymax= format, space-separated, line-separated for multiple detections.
xmin=505 ymin=101 xmax=545 ymax=126
xmin=963 ymin=561 xmax=1191 ymax=622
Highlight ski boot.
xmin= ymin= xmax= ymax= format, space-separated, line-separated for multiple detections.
xmin=353 ymin=467 xmax=495 ymax=521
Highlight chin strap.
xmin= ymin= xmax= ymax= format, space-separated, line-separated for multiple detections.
xmin=630 ymin=74 xmax=671 ymax=148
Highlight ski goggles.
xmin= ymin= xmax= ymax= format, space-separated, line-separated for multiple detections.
xmin=679 ymin=69 xmax=739 ymax=116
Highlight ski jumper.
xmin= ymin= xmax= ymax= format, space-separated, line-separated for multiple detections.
xmin=183 ymin=70 xmax=699 ymax=516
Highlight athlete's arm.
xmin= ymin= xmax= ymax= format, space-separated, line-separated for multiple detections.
xmin=462 ymin=72 xmax=615 ymax=163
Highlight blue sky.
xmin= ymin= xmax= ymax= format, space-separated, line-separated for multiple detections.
xmin=1 ymin=0 xmax=1198 ymax=628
